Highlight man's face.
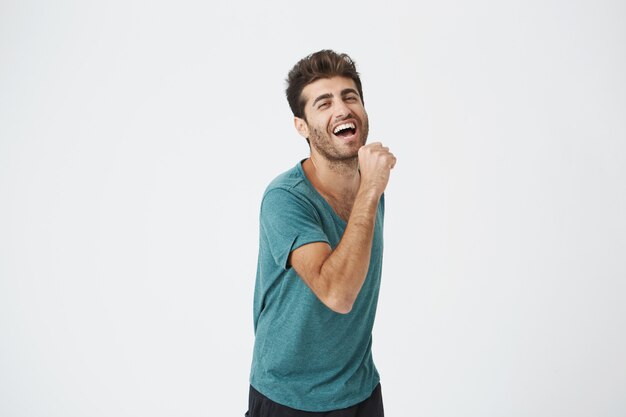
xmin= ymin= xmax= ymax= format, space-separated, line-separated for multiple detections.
xmin=296 ymin=76 xmax=369 ymax=162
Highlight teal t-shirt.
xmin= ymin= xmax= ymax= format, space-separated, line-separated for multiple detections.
xmin=250 ymin=160 xmax=385 ymax=412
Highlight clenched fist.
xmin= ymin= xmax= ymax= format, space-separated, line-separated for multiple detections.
xmin=358 ymin=142 xmax=396 ymax=197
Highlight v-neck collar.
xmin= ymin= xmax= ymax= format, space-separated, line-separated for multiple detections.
xmin=296 ymin=159 xmax=348 ymax=227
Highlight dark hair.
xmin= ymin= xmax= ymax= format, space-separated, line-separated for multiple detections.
xmin=285 ymin=50 xmax=364 ymax=120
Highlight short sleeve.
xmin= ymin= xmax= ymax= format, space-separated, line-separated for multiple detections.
xmin=260 ymin=188 xmax=329 ymax=269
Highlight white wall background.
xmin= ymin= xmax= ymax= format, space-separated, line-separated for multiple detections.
xmin=1 ymin=0 xmax=625 ymax=416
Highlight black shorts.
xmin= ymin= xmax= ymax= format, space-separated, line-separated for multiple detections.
xmin=245 ymin=383 xmax=384 ymax=417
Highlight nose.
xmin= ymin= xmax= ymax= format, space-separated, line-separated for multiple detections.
xmin=333 ymin=100 xmax=351 ymax=121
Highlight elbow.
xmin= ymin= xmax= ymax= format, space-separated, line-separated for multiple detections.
xmin=333 ymin=304 xmax=353 ymax=315
xmin=325 ymin=297 xmax=355 ymax=315
xmin=315 ymin=269 xmax=360 ymax=314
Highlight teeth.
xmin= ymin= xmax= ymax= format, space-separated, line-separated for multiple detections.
xmin=333 ymin=122 xmax=356 ymax=134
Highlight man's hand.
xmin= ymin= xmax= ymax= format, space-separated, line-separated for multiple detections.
xmin=358 ymin=142 xmax=397 ymax=198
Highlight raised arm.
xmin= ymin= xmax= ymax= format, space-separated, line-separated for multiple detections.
xmin=288 ymin=143 xmax=396 ymax=314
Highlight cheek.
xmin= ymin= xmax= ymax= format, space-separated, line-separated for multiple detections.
xmin=314 ymin=118 xmax=331 ymax=134
xmin=360 ymin=117 xmax=370 ymax=137
xmin=309 ymin=126 xmax=323 ymax=140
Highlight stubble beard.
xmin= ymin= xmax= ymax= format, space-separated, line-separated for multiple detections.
xmin=308 ymin=116 xmax=369 ymax=171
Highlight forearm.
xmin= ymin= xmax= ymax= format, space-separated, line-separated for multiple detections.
xmin=318 ymin=187 xmax=380 ymax=313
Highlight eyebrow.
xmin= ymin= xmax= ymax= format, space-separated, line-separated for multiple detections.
xmin=311 ymin=89 xmax=361 ymax=108
xmin=341 ymin=88 xmax=360 ymax=98
xmin=311 ymin=93 xmax=333 ymax=108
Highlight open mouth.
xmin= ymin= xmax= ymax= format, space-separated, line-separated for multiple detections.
xmin=333 ymin=122 xmax=357 ymax=139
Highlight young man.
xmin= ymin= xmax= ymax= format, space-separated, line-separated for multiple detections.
xmin=247 ymin=50 xmax=396 ymax=417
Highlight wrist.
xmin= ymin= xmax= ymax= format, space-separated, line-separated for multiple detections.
xmin=356 ymin=184 xmax=382 ymax=204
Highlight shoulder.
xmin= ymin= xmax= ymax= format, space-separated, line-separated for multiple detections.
xmin=264 ymin=162 xmax=306 ymax=194
xmin=258 ymin=163 xmax=327 ymax=238
xmin=262 ymin=162 xmax=316 ymax=207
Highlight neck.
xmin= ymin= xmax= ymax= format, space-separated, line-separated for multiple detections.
xmin=304 ymin=153 xmax=360 ymax=201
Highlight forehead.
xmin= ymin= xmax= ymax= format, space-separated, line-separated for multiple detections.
xmin=301 ymin=76 xmax=359 ymax=104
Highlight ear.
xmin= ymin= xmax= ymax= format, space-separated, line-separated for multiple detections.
xmin=294 ymin=117 xmax=309 ymax=139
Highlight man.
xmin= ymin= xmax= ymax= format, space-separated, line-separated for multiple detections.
xmin=247 ymin=50 xmax=396 ymax=417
